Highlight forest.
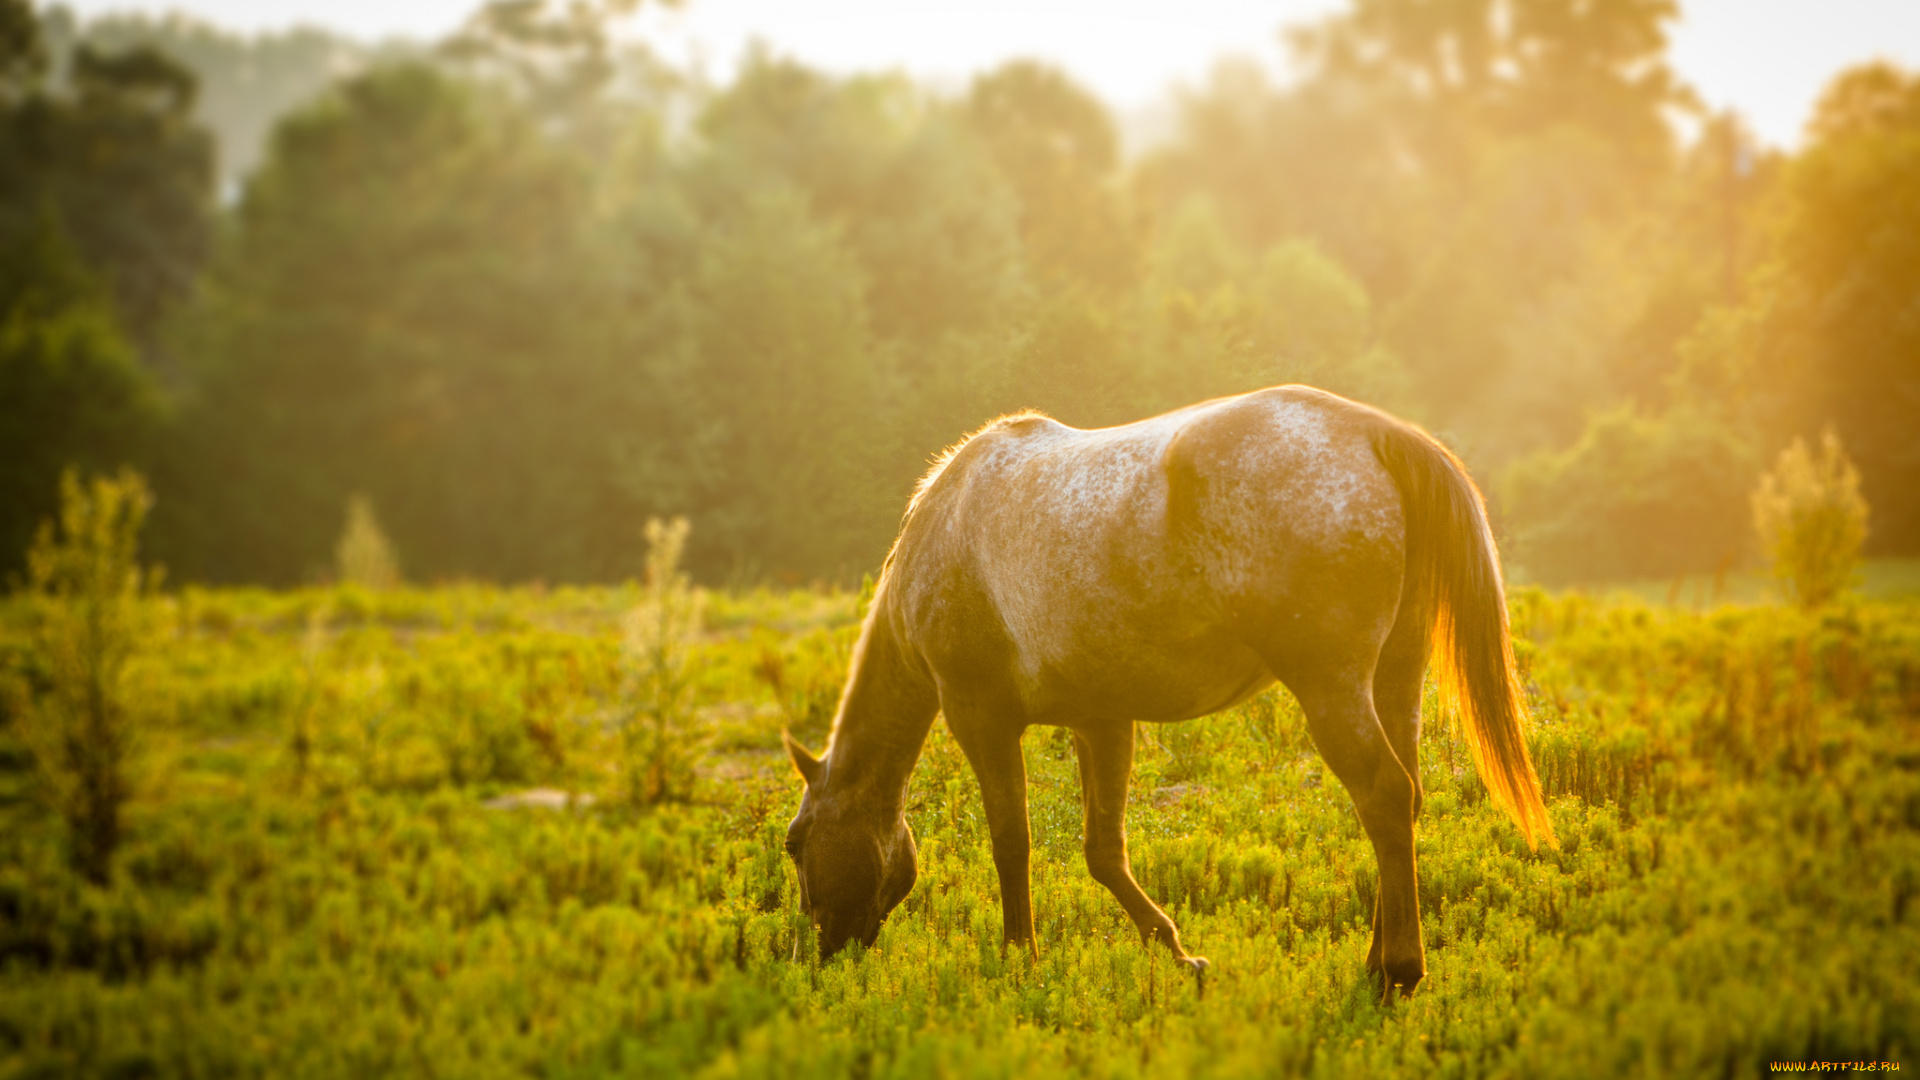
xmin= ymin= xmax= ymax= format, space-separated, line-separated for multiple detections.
xmin=3 ymin=0 xmax=1916 ymax=587
xmin=1 ymin=0 xmax=1917 ymax=1076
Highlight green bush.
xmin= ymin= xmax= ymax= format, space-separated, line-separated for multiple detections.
xmin=617 ymin=517 xmax=706 ymax=806
xmin=10 ymin=468 xmax=159 ymax=884
xmin=333 ymin=494 xmax=400 ymax=591
xmin=1504 ymin=405 xmax=1758 ymax=584
xmin=1752 ymin=429 xmax=1870 ymax=608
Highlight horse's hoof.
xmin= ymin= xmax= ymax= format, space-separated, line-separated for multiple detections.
xmin=1377 ymin=966 xmax=1422 ymax=1003
xmin=1386 ymin=962 xmax=1424 ymax=996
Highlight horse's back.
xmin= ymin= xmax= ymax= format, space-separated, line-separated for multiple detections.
xmin=1163 ymin=386 xmax=1406 ymax=602
xmin=892 ymin=386 xmax=1409 ymax=722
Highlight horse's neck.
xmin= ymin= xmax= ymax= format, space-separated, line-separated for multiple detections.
xmin=824 ymin=603 xmax=939 ymax=807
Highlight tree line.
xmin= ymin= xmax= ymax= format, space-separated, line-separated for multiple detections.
xmin=3 ymin=0 xmax=1916 ymax=586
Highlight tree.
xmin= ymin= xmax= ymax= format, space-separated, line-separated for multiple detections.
xmin=173 ymin=63 xmax=626 ymax=583
xmin=54 ymin=8 xmax=409 ymax=187
xmin=615 ymin=55 xmax=1035 ymax=577
xmin=1776 ymin=64 xmax=1920 ymax=550
xmin=1673 ymin=63 xmax=1920 ymax=553
xmin=0 ymin=211 xmax=159 ymax=576
xmin=1289 ymin=0 xmax=1688 ymax=178
xmin=1142 ymin=205 xmax=1406 ymax=411
xmin=440 ymin=0 xmax=678 ymax=162
xmin=957 ymin=61 xmax=1152 ymax=426
xmin=963 ymin=60 xmax=1137 ymax=294
xmin=691 ymin=55 xmax=1024 ymax=346
xmin=1 ymin=0 xmax=44 ymax=100
xmin=1142 ymin=0 xmax=1697 ymax=450
xmin=0 ymin=9 xmax=214 ymax=354
xmin=614 ymin=182 xmax=888 ymax=579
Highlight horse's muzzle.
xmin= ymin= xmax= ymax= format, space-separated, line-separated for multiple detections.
xmin=814 ymin=913 xmax=883 ymax=961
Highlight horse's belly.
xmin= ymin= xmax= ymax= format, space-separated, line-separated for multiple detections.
xmin=1019 ymin=618 xmax=1274 ymax=723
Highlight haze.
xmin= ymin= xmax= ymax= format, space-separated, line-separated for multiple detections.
xmin=52 ymin=0 xmax=1920 ymax=148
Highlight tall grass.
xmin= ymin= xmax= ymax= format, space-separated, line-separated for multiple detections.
xmin=0 ymin=582 xmax=1912 ymax=1077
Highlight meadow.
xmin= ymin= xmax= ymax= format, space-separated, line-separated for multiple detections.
xmin=0 ymin=577 xmax=1916 ymax=1079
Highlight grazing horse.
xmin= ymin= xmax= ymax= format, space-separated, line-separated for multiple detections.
xmin=781 ymin=385 xmax=1554 ymax=997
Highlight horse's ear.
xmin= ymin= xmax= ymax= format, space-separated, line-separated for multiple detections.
xmin=783 ymin=729 xmax=823 ymax=786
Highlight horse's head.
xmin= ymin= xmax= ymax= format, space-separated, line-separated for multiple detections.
xmin=782 ymin=731 xmax=917 ymax=959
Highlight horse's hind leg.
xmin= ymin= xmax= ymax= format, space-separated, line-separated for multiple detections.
xmin=1364 ymin=602 xmax=1432 ymax=986
xmin=1071 ymin=721 xmax=1207 ymax=972
xmin=1286 ymin=671 xmax=1425 ymax=998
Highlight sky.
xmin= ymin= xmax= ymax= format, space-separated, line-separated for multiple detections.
xmin=52 ymin=0 xmax=1920 ymax=149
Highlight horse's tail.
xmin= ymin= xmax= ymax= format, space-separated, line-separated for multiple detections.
xmin=1371 ymin=421 xmax=1556 ymax=851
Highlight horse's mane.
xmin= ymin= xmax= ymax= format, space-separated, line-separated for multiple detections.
xmin=905 ymin=410 xmax=1052 ymax=520
xmin=832 ymin=412 xmax=1058 ymax=760
xmin=871 ymin=410 xmax=1054 ymax=594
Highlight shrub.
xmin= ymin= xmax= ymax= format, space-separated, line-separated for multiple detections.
xmin=1503 ymin=405 xmax=1757 ymax=584
xmin=11 ymin=468 xmax=159 ymax=884
xmin=334 ymin=494 xmax=400 ymax=590
xmin=1751 ymin=429 xmax=1869 ymax=608
xmin=618 ymin=517 xmax=706 ymax=805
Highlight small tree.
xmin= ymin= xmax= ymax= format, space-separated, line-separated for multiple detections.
xmin=15 ymin=468 xmax=157 ymax=884
xmin=1752 ymin=429 xmax=1870 ymax=608
xmin=334 ymin=494 xmax=400 ymax=590
xmin=618 ymin=517 xmax=705 ymax=805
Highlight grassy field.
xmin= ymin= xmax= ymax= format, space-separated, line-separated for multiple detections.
xmin=0 ymin=582 xmax=1916 ymax=1078
xmin=1530 ymin=557 xmax=1920 ymax=609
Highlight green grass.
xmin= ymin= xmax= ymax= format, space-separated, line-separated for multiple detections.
xmin=0 ymin=584 xmax=1915 ymax=1077
xmin=1538 ymin=556 xmax=1920 ymax=608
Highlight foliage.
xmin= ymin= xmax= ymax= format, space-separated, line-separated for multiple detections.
xmin=0 ymin=581 xmax=1913 ymax=1076
xmin=8 ymin=0 xmax=1920 ymax=592
xmin=1139 ymin=0 xmax=1701 ymax=445
xmin=0 ymin=0 xmax=43 ymax=97
xmin=0 ymin=3 xmax=200 ymax=574
xmin=1504 ymin=405 xmax=1757 ymax=583
xmin=751 ymin=621 xmax=856 ymax=748
xmin=617 ymin=517 xmax=705 ymax=805
xmin=1144 ymin=217 xmax=1410 ymax=413
xmin=333 ymin=494 xmax=400 ymax=592
xmin=662 ymin=179 xmax=886 ymax=576
xmin=169 ymin=61 xmax=623 ymax=584
xmin=440 ymin=0 xmax=673 ymax=156
xmin=963 ymin=60 xmax=1136 ymax=295
xmin=0 ymin=7 xmax=213 ymax=353
xmin=6 ymin=468 xmax=158 ymax=885
xmin=1775 ymin=66 xmax=1920 ymax=550
xmin=1752 ymin=430 xmax=1870 ymax=609
xmin=632 ymin=55 xmax=1032 ymax=575
xmin=1673 ymin=62 xmax=1920 ymax=554
xmin=0 ymin=210 xmax=160 ymax=578
xmin=40 ymin=6 xmax=412 ymax=187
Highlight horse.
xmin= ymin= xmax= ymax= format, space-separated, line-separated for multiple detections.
xmin=780 ymin=384 xmax=1555 ymax=997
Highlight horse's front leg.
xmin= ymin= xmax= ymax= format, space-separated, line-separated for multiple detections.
xmin=948 ymin=715 xmax=1038 ymax=955
xmin=1073 ymin=721 xmax=1208 ymax=973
